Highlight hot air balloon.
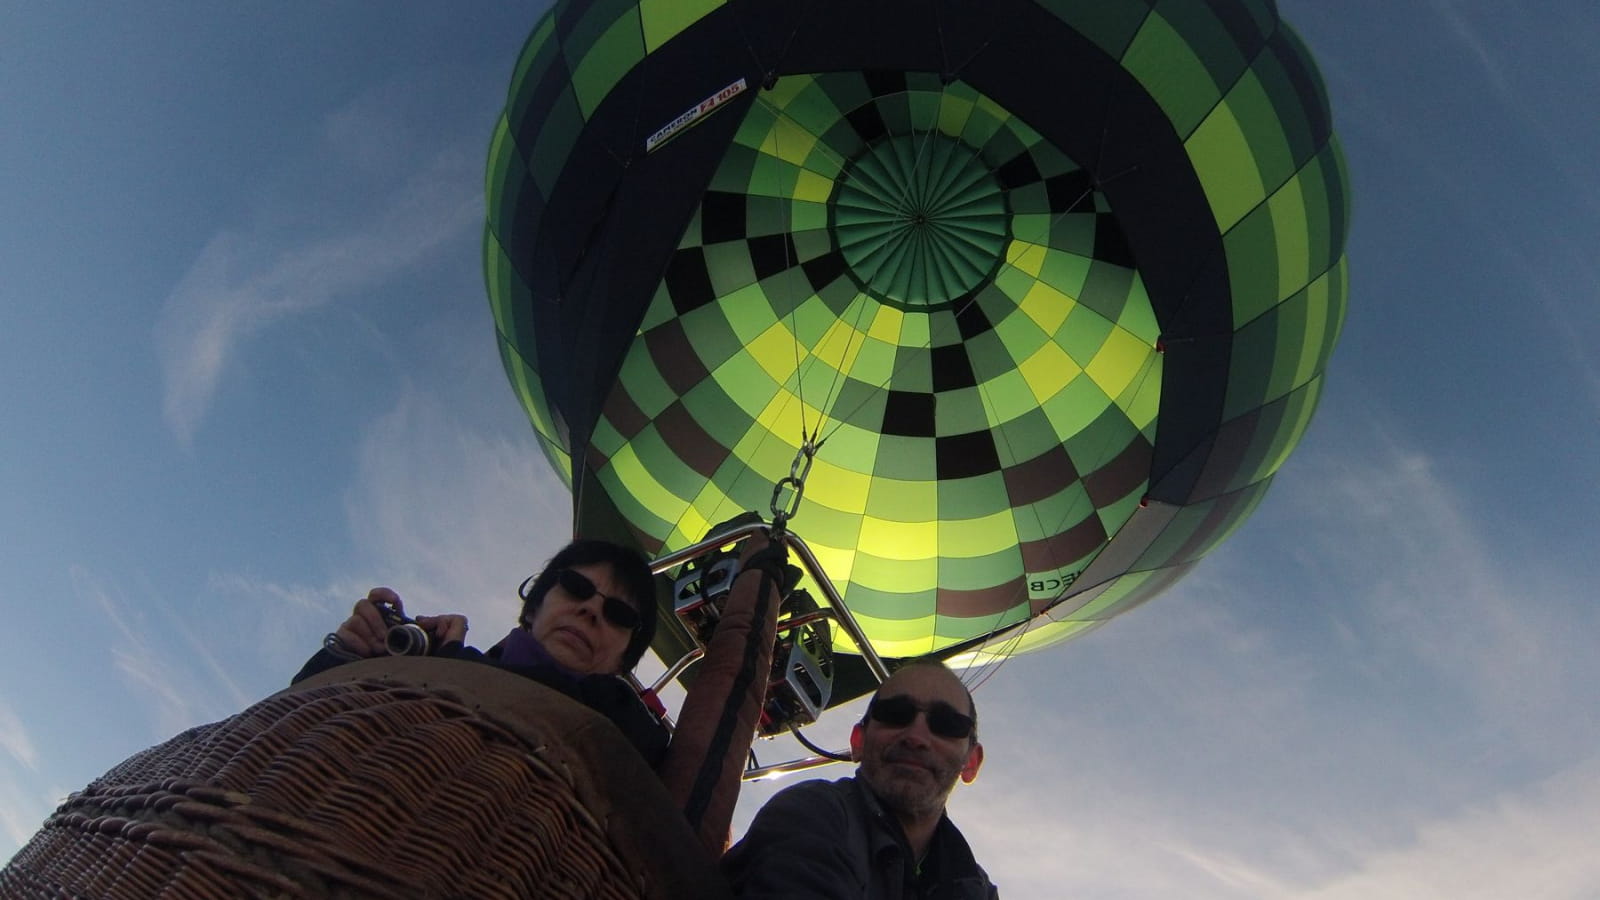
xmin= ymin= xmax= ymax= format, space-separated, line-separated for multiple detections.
xmin=484 ymin=0 xmax=1348 ymax=708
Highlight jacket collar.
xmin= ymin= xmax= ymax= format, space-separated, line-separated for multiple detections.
xmin=851 ymin=776 xmax=986 ymax=883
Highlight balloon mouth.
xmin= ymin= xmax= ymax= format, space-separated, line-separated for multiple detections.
xmin=831 ymin=133 xmax=1009 ymax=312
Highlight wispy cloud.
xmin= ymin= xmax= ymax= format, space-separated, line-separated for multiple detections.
xmin=0 ymin=775 xmax=62 ymax=856
xmin=1422 ymin=0 xmax=1600 ymax=200
xmin=209 ymin=384 xmax=573 ymax=673
xmin=1310 ymin=3 xmax=1600 ymax=414
xmin=1424 ymin=0 xmax=1512 ymax=99
xmin=154 ymin=110 xmax=481 ymax=446
xmin=77 ymin=386 xmax=566 ymax=720
xmin=0 ymin=699 xmax=48 ymax=852
xmin=0 ymin=699 xmax=38 ymax=772
xmin=1275 ymin=422 xmax=1600 ymax=763
xmin=332 ymin=388 xmax=573 ymax=634
xmin=68 ymin=566 xmax=249 ymax=738
xmin=1302 ymin=758 xmax=1600 ymax=900
xmin=201 ymin=573 xmax=351 ymax=670
xmin=1422 ymin=3 xmax=1600 ymax=412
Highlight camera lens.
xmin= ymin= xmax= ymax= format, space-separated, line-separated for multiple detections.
xmin=385 ymin=622 xmax=432 ymax=656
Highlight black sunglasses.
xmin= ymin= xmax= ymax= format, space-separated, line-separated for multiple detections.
xmin=551 ymin=569 xmax=642 ymax=632
xmin=866 ymin=694 xmax=975 ymax=741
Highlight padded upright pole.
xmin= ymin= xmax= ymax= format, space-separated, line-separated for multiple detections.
xmin=657 ymin=536 xmax=784 ymax=854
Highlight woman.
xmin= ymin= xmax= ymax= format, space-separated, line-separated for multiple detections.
xmin=292 ymin=538 xmax=669 ymax=765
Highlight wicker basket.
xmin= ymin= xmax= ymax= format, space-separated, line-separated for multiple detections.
xmin=1 ymin=658 xmax=731 ymax=899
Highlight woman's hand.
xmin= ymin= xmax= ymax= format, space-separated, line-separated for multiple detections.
xmin=415 ymin=614 xmax=468 ymax=646
xmin=332 ymin=587 xmax=470 ymax=658
xmin=331 ymin=587 xmax=404 ymax=658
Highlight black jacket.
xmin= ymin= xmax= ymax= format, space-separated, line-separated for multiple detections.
xmin=292 ymin=644 xmax=670 ymax=768
xmin=722 ymin=776 xmax=998 ymax=899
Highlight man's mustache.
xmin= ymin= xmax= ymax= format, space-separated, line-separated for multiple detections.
xmin=882 ymin=745 xmax=943 ymax=772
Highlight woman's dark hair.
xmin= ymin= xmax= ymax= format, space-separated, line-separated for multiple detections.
xmin=518 ymin=539 xmax=658 ymax=671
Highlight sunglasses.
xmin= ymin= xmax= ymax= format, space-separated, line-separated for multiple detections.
xmin=550 ymin=569 xmax=642 ymax=632
xmin=866 ymin=694 xmax=975 ymax=741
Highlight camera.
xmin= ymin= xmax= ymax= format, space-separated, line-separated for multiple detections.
xmin=375 ymin=600 xmax=433 ymax=656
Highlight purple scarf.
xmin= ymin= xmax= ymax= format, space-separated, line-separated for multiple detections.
xmin=493 ymin=626 xmax=583 ymax=683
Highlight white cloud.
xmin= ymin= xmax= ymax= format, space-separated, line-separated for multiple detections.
xmin=0 ymin=775 xmax=53 ymax=857
xmin=1301 ymin=758 xmax=1600 ymax=900
xmin=1420 ymin=4 xmax=1600 ymax=411
xmin=210 ymin=385 xmax=572 ymax=668
xmin=200 ymin=572 xmax=351 ymax=670
xmin=17 ymin=390 xmax=565 ymax=860
xmin=1425 ymin=0 xmax=1513 ymax=100
xmin=67 ymin=566 xmax=246 ymax=739
xmin=943 ymin=777 xmax=1304 ymax=899
xmin=0 ymin=760 xmax=75 ymax=861
xmin=1304 ymin=2 xmax=1600 ymax=414
xmin=154 ymin=128 xmax=480 ymax=446
xmin=0 ymin=698 xmax=37 ymax=772
xmin=1274 ymin=423 xmax=1600 ymax=763
xmin=0 ymin=700 xmax=47 ymax=857
xmin=335 ymin=388 xmax=573 ymax=634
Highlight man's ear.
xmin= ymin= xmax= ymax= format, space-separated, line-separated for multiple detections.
xmin=849 ymin=723 xmax=865 ymax=761
xmin=959 ymin=742 xmax=984 ymax=784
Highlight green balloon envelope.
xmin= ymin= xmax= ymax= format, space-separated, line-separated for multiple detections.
xmin=484 ymin=0 xmax=1349 ymax=695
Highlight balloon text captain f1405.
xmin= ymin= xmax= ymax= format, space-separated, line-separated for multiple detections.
xmin=484 ymin=0 xmax=1349 ymax=715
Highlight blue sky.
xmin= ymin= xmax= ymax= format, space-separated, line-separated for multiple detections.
xmin=3 ymin=2 xmax=1597 ymax=896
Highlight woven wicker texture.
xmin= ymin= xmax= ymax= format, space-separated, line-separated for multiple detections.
xmin=1 ymin=658 xmax=730 ymax=899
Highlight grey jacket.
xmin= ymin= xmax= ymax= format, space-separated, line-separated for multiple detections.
xmin=722 ymin=776 xmax=997 ymax=899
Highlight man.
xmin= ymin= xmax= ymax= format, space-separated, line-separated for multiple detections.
xmin=722 ymin=660 xmax=997 ymax=899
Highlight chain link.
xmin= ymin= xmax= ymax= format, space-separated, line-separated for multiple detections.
xmin=769 ymin=437 xmax=819 ymax=537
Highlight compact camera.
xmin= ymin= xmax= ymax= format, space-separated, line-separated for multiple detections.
xmin=374 ymin=600 xmax=433 ymax=656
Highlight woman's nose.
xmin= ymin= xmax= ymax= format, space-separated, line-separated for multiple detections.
xmin=574 ymin=594 xmax=602 ymax=621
